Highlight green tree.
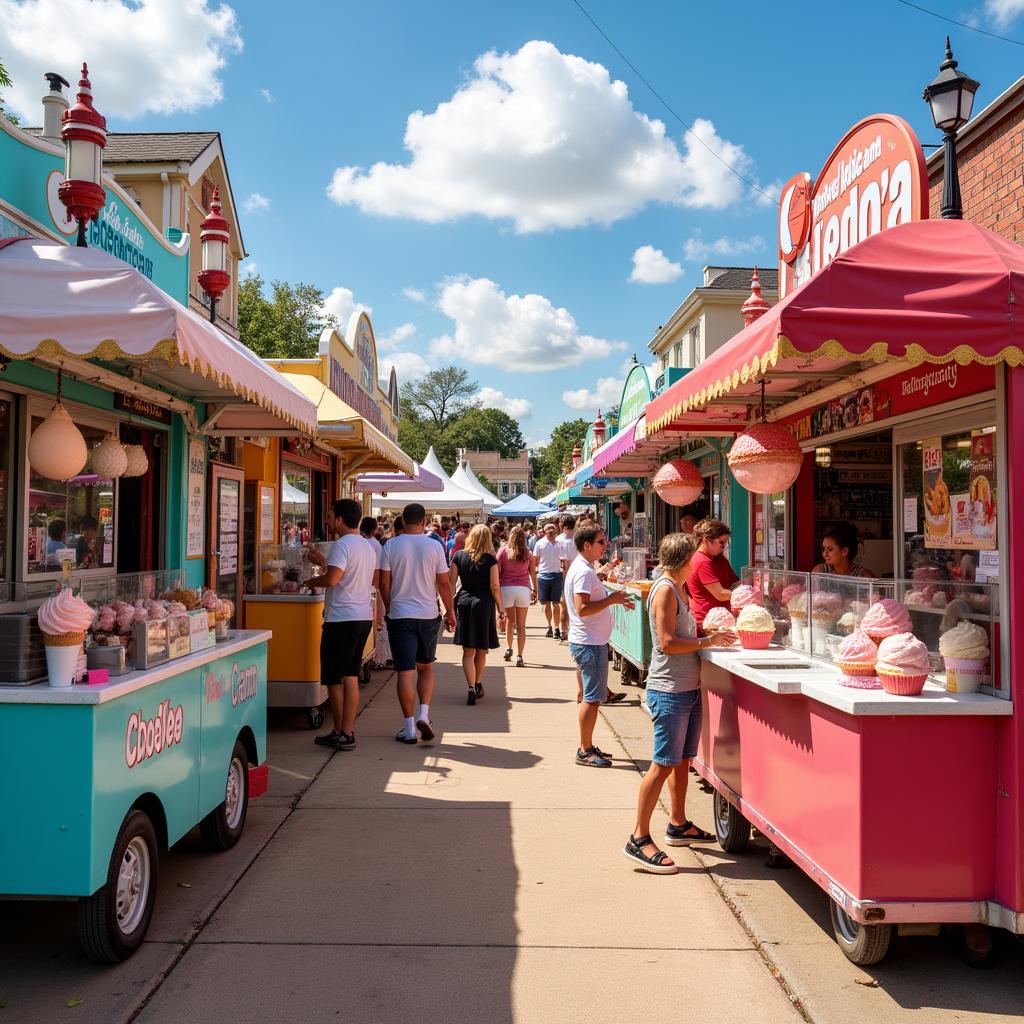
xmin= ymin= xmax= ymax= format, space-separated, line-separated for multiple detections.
xmin=0 ymin=58 xmax=20 ymax=126
xmin=400 ymin=366 xmax=477 ymax=432
xmin=448 ymin=406 xmax=525 ymax=460
xmin=238 ymin=274 xmax=336 ymax=358
xmin=530 ymin=417 xmax=588 ymax=495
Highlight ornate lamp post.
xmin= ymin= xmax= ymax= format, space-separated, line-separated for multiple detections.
xmin=198 ymin=187 xmax=231 ymax=323
xmin=923 ymin=38 xmax=980 ymax=220
xmin=58 ymin=64 xmax=107 ymax=247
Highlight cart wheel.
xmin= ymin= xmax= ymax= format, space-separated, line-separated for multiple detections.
xmin=199 ymin=740 xmax=249 ymax=852
xmin=830 ymin=900 xmax=892 ymax=965
xmin=953 ymin=924 xmax=997 ymax=968
xmin=79 ymin=809 xmax=158 ymax=963
xmin=308 ymin=708 xmax=325 ymax=729
xmin=713 ymin=791 xmax=751 ymax=853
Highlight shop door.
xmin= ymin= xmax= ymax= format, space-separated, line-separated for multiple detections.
xmin=208 ymin=463 xmax=244 ymax=623
xmin=116 ymin=425 xmax=163 ymax=573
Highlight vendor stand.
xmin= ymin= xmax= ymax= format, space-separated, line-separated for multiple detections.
xmin=641 ymin=205 xmax=1024 ymax=964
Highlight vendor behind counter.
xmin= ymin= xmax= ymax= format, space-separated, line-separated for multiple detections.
xmin=684 ymin=519 xmax=739 ymax=628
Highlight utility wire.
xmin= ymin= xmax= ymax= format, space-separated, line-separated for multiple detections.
xmin=570 ymin=0 xmax=772 ymax=200
xmin=893 ymin=0 xmax=1024 ymax=46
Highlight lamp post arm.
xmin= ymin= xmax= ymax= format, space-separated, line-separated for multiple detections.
xmin=941 ymin=127 xmax=963 ymax=221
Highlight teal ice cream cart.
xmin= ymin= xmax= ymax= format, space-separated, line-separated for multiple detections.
xmin=607 ymin=582 xmax=652 ymax=686
xmin=0 ymin=630 xmax=270 ymax=961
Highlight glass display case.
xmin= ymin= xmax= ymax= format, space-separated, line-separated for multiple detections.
xmin=739 ymin=568 xmax=810 ymax=648
xmin=618 ymin=547 xmax=650 ymax=584
xmin=258 ymin=542 xmax=331 ymax=595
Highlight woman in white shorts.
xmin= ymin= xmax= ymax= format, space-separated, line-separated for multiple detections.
xmin=497 ymin=525 xmax=537 ymax=667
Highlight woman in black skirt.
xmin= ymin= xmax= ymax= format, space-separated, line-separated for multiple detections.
xmin=449 ymin=524 xmax=506 ymax=705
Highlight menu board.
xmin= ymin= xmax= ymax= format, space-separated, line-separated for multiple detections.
xmin=969 ymin=434 xmax=997 ymax=551
xmin=218 ymin=478 xmax=240 ymax=575
xmin=922 ymin=437 xmax=950 ymax=548
xmin=260 ymin=485 xmax=275 ymax=543
xmin=923 ymin=433 xmax=997 ymax=551
xmin=188 ymin=608 xmax=215 ymax=652
xmin=186 ymin=439 xmax=206 ymax=559
xmin=167 ymin=613 xmax=191 ymax=659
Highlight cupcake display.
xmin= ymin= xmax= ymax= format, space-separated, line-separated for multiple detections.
xmin=736 ymin=605 xmax=776 ymax=649
xmin=860 ymin=599 xmax=912 ymax=645
xmin=939 ymin=622 xmax=990 ymax=693
xmin=786 ymin=591 xmax=809 ymax=648
xmin=834 ymin=629 xmax=881 ymax=689
xmin=875 ymin=633 xmax=931 ymax=696
xmin=702 ymin=607 xmax=737 ymax=633
xmin=730 ymin=584 xmax=762 ymax=613
xmin=810 ymin=592 xmax=844 ymax=648
xmin=837 ymin=611 xmax=859 ymax=636
xmin=37 ymin=588 xmax=96 ymax=688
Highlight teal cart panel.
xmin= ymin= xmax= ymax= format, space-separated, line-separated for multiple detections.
xmin=609 ymin=586 xmax=652 ymax=671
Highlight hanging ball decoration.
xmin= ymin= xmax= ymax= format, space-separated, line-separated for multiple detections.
xmin=652 ymin=458 xmax=705 ymax=507
xmin=92 ymin=433 xmax=128 ymax=479
xmin=27 ymin=402 xmax=88 ymax=481
xmin=728 ymin=422 xmax=804 ymax=495
xmin=122 ymin=444 xmax=149 ymax=477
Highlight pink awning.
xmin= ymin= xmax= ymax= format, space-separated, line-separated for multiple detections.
xmin=592 ymin=418 xmax=639 ymax=476
xmin=0 ymin=239 xmax=317 ymax=435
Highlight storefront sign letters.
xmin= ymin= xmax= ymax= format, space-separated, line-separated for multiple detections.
xmin=125 ymin=700 xmax=184 ymax=769
xmin=778 ymin=115 xmax=927 ymax=297
xmin=617 ymin=364 xmax=653 ymax=426
xmin=115 ymin=392 xmax=172 ymax=425
xmin=204 ymin=660 xmax=259 ymax=707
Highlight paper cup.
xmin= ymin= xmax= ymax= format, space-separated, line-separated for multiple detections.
xmin=944 ymin=657 xmax=986 ymax=694
xmin=44 ymin=633 xmax=84 ymax=688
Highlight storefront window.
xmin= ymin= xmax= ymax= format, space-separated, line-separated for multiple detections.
xmin=760 ymin=491 xmax=787 ymax=569
xmin=27 ymin=418 xmax=115 ymax=575
xmin=281 ymin=463 xmax=311 ymax=546
xmin=0 ymin=398 xmax=10 ymax=583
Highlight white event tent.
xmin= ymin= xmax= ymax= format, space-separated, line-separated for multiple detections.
xmin=451 ymin=459 xmax=502 ymax=510
xmin=372 ymin=447 xmax=486 ymax=515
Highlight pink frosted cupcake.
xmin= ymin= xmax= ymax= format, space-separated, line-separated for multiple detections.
xmin=729 ymin=584 xmax=762 ymax=613
xmin=835 ymin=629 xmax=881 ymax=689
xmin=860 ymin=599 xmax=912 ymax=646
xmin=703 ymin=606 xmax=736 ymax=633
xmin=736 ymin=605 xmax=775 ymax=649
xmin=875 ymin=633 xmax=931 ymax=695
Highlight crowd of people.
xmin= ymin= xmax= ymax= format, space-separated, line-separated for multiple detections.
xmin=307 ymin=498 xmax=745 ymax=878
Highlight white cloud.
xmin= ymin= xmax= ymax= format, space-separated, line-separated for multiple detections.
xmin=378 ymin=322 xmax=416 ymax=351
xmin=241 ymin=260 xmax=258 ymax=277
xmin=0 ymin=0 xmax=242 ymax=122
xmin=402 ymin=287 xmax=426 ymax=303
xmin=475 ymin=387 xmax=532 ymax=419
xmin=323 ymin=286 xmax=372 ymax=326
xmin=630 ymin=245 xmax=682 ymax=284
xmin=683 ymin=234 xmax=766 ymax=263
xmin=562 ymin=375 xmax=623 ymax=412
xmin=987 ymin=0 xmax=1024 ymax=27
xmin=380 ymin=351 xmax=430 ymax=386
xmin=429 ymin=276 xmax=621 ymax=371
xmin=327 ymin=40 xmax=758 ymax=233
xmin=260 ymin=87 xmax=273 ymax=103
xmin=242 ymin=192 xmax=270 ymax=213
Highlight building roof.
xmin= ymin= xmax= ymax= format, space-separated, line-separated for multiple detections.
xmin=704 ymin=267 xmax=779 ymax=291
xmin=23 ymin=129 xmax=220 ymax=165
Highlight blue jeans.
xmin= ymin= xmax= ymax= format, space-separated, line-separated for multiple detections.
xmin=647 ymin=688 xmax=702 ymax=766
xmin=568 ymin=643 xmax=609 ymax=704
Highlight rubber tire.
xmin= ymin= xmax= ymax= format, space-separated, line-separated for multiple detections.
xmin=79 ymin=809 xmax=159 ymax=963
xmin=713 ymin=791 xmax=751 ymax=853
xmin=830 ymin=901 xmax=893 ymax=966
xmin=954 ymin=924 xmax=997 ymax=968
xmin=308 ymin=708 xmax=325 ymax=729
xmin=199 ymin=740 xmax=249 ymax=852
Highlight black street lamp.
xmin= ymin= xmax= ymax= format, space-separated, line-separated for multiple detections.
xmin=923 ymin=37 xmax=980 ymax=220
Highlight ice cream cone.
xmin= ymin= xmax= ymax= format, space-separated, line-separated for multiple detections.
xmin=44 ymin=632 xmax=84 ymax=687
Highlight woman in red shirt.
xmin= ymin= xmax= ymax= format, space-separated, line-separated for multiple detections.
xmin=685 ymin=519 xmax=739 ymax=628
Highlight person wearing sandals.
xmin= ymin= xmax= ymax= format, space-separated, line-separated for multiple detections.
xmin=450 ymin=524 xmax=506 ymax=705
xmin=624 ymin=533 xmax=736 ymax=873
xmin=498 ymin=525 xmax=536 ymax=667
xmin=565 ymin=521 xmax=635 ymax=768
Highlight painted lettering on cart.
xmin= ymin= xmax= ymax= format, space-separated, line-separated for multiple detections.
xmin=125 ymin=701 xmax=184 ymax=768
xmin=204 ymin=661 xmax=259 ymax=707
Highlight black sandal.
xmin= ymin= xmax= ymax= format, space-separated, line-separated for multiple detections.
xmin=664 ymin=820 xmax=714 ymax=846
xmin=601 ymin=691 xmax=627 ymax=705
xmin=623 ymin=834 xmax=678 ymax=874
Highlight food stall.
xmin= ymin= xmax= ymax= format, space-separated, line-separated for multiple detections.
xmin=641 ymin=199 xmax=1024 ymax=964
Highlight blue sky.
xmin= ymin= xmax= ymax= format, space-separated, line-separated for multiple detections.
xmin=4 ymin=0 xmax=1024 ymax=447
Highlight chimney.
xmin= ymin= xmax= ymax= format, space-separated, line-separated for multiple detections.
xmin=42 ymin=72 xmax=70 ymax=144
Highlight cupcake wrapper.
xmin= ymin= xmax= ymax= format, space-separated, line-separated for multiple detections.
xmin=837 ymin=661 xmax=877 ymax=676
xmin=877 ymin=671 xmax=927 ymax=696
xmin=738 ymin=630 xmax=773 ymax=650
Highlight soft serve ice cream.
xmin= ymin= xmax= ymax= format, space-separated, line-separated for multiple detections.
xmin=860 ymin=599 xmax=912 ymax=642
xmin=736 ymin=605 xmax=775 ymax=649
xmin=37 ymin=588 xmax=95 ymax=688
xmin=729 ymin=585 xmax=761 ymax=612
xmin=939 ymin=622 xmax=990 ymax=692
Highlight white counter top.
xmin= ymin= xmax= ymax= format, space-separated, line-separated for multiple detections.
xmin=0 ymin=630 xmax=272 ymax=705
xmin=700 ymin=646 xmax=1012 ymax=716
xmin=244 ymin=593 xmax=324 ymax=604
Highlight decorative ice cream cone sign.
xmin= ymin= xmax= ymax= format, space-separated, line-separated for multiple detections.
xmin=58 ymin=63 xmax=107 ymax=248
xmin=728 ymin=421 xmax=804 ymax=495
xmin=198 ymin=187 xmax=231 ymax=323
xmin=652 ymin=458 xmax=704 ymax=507
xmin=592 ymin=410 xmax=606 ymax=449
xmin=571 ymin=442 xmax=582 ymax=470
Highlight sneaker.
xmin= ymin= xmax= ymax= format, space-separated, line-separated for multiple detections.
xmin=515 ymin=655 xmax=524 ymax=668
xmin=575 ymin=746 xmax=612 ymax=767
xmin=416 ymin=718 xmax=436 ymax=742
xmin=314 ymin=730 xmax=348 ymax=749
xmin=336 ymin=731 xmax=356 ymax=750
xmin=474 ymin=682 xmax=484 ymax=699
xmin=503 ymin=647 xmax=513 ymax=661
xmin=466 ymin=688 xmax=477 ymax=706
xmin=553 ymin=629 xmax=562 ymax=641
xmin=545 ymin=627 xmax=554 ymax=638
xmin=394 ymin=730 xmax=418 ymax=745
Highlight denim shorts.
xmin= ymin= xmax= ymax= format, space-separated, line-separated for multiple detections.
xmin=537 ymin=573 xmax=564 ymax=603
xmin=386 ymin=616 xmax=441 ymax=672
xmin=647 ymin=688 xmax=703 ymax=766
xmin=568 ymin=642 xmax=609 ymax=704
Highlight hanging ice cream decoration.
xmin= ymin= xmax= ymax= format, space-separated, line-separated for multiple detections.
xmin=27 ymin=371 xmax=88 ymax=481
xmin=122 ymin=444 xmax=149 ymax=477
xmin=92 ymin=433 xmax=128 ymax=479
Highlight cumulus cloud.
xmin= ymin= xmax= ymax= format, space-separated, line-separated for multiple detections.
xmin=682 ymin=234 xmax=766 ymax=263
xmin=243 ymin=192 xmax=270 ymax=213
xmin=260 ymin=87 xmax=273 ymax=103
xmin=0 ymin=0 xmax=242 ymax=122
xmin=402 ymin=287 xmax=426 ymax=303
xmin=327 ymin=40 xmax=758 ymax=233
xmin=562 ymin=375 xmax=624 ymax=412
xmin=630 ymin=245 xmax=682 ymax=284
xmin=241 ymin=260 xmax=258 ymax=277
xmin=378 ymin=322 xmax=416 ymax=351
xmin=987 ymin=0 xmax=1024 ymax=26
xmin=475 ymin=387 xmax=532 ymax=419
xmin=429 ymin=276 xmax=621 ymax=371
xmin=380 ymin=351 xmax=430 ymax=386
xmin=323 ymin=286 xmax=372 ymax=326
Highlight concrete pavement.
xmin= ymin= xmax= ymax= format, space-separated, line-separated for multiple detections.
xmin=3 ymin=607 xmax=1023 ymax=1022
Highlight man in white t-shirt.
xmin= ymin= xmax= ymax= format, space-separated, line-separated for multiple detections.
xmin=565 ymin=521 xmax=634 ymax=768
xmin=556 ymin=514 xmax=578 ymax=641
xmin=307 ymin=499 xmax=380 ymax=750
xmin=379 ymin=502 xmax=456 ymax=745
xmin=532 ymin=522 xmax=565 ymax=637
